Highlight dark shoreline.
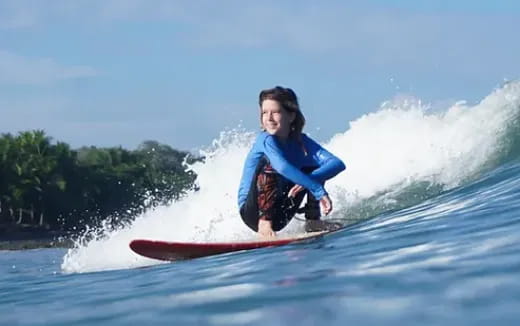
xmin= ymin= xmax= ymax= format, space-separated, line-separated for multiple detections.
xmin=0 ymin=238 xmax=74 ymax=250
xmin=0 ymin=227 xmax=75 ymax=250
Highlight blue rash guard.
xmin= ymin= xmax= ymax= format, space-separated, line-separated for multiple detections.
xmin=238 ymin=132 xmax=346 ymax=209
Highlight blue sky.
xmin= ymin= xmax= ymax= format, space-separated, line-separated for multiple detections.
xmin=1 ymin=0 xmax=519 ymax=151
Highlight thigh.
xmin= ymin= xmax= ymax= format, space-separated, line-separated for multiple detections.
xmin=240 ymin=157 xmax=275 ymax=232
xmin=240 ymin=158 xmax=298 ymax=232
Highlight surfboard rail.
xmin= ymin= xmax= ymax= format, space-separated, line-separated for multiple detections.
xmin=129 ymin=231 xmax=329 ymax=261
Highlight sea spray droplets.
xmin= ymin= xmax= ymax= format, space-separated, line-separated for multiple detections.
xmin=62 ymin=129 xmax=258 ymax=273
xmin=317 ymin=81 xmax=520 ymax=218
xmin=62 ymin=82 xmax=520 ymax=273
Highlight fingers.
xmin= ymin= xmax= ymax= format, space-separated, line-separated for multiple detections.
xmin=288 ymin=186 xmax=298 ymax=197
xmin=320 ymin=195 xmax=333 ymax=215
xmin=288 ymin=185 xmax=304 ymax=198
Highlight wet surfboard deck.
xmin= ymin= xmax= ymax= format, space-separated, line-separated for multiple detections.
xmin=129 ymin=231 xmax=330 ymax=261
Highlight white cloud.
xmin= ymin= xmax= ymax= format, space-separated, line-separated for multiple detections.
xmin=0 ymin=50 xmax=98 ymax=85
xmin=0 ymin=0 xmax=188 ymax=29
xmin=1 ymin=1 xmax=518 ymax=69
xmin=0 ymin=1 xmax=516 ymax=150
xmin=1 ymin=1 xmax=518 ymax=84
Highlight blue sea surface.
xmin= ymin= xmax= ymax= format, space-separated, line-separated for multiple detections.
xmin=2 ymin=162 xmax=520 ymax=325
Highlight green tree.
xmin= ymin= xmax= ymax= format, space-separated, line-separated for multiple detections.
xmin=0 ymin=131 xmax=200 ymax=235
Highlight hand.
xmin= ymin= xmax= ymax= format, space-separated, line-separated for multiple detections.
xmin=288 ymin=184 xmax=305 ymax=198
xmin=320 ymin=195 xmax=333 ymax=216
xmin=258 ymin=219 xmax=276 ymax=238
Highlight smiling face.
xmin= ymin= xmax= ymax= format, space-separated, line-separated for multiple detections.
xmin=261 ymin=99 xmax=296 ymax=139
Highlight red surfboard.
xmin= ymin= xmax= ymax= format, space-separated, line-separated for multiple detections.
xmin=130 ymin=231 xmax=329 ymax=261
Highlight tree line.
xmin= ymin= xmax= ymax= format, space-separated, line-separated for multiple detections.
xmin=0 ymin=130 xmax=199 ymax=233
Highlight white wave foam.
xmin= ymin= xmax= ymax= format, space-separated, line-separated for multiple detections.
xmin=327 ymin=81 xmax=520 ymax=210
xmin=62 ymin=81 xmax=520 ymax=273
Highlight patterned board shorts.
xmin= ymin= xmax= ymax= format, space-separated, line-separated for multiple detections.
xmin=240 ymin=157 xmax=320 ymax=232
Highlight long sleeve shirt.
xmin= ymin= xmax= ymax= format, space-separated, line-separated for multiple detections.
xmin=238 ymin=132 xmax=346 ymax=208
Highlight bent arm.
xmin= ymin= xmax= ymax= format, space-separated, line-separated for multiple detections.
xmin=263 ymin=136 xmax=327 ymax=200
xmin=304 ymin=135 xmax=346 ymax=183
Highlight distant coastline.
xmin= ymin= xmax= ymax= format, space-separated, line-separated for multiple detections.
xmin=1 ymin=130 xmax=201 ymax=250
xmin=0 ymin=224 xmax=73 ymax=250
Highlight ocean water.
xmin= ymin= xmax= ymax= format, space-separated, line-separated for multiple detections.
xmin=2 ymin=82 xmax=520 ymax=325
